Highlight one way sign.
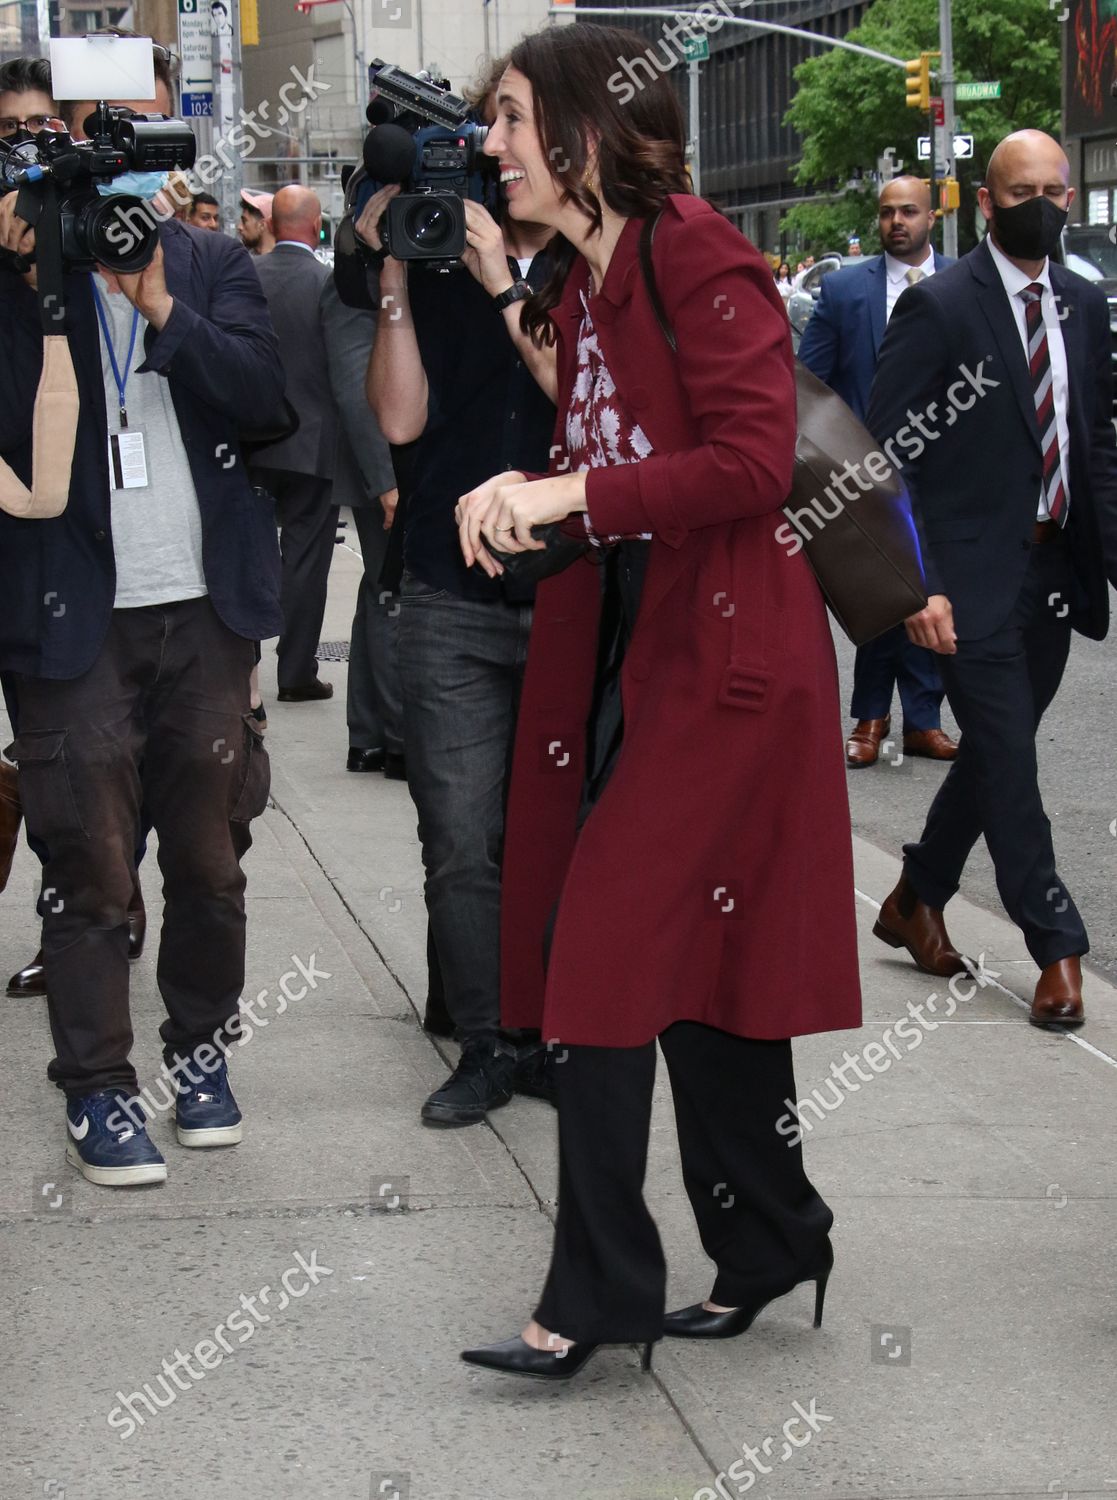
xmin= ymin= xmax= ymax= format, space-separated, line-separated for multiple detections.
xmin=918 ymin=133 xmax=975 ymax=160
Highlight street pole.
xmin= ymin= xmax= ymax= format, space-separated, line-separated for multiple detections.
xmin=688 ymin=58 xmax=701 ymax=197
xmin=939 ymin=0 xmax=958 ymax=257
xmin=928 ymin=96 xmax=936 ymax=250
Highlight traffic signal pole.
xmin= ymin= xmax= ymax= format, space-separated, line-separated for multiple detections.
xmin=939 ymin=0 xmax=958 ymax=257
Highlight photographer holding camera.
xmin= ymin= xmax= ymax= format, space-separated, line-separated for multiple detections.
xmin=0 ymin=46 xmax=286 ymax=1188
xmin=360 ymin=59 xmax=557 ymax=1128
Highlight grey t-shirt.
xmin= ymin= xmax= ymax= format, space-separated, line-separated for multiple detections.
xmin=94 ymin=275 xmax=208 ymax=609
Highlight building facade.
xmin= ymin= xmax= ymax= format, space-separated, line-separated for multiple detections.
xmin=580 ymin=0 xmax=868 ymax=251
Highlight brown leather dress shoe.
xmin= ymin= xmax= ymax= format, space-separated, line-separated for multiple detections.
xmin=1029 ymin=957 xmax=1084 ymax=1030
xmin=277 ymin=679 xmax=333 ymax=702
xmin=846 ymin=715 xmax=891 ymax=768
xmin=7 ymin=893 xmax=146 ymax=998
xmin=0 ymin=760 xmax=21 ymax=895
xmin=7 ymin=949 xmax=45 ymax=997
xmin=873 ymin=873 xmax=968 ymax=977
xmin=902 ymin=728 xmax=959 ymax=760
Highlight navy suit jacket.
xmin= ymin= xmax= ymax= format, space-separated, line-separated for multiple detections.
xmin=0 ymin=219 xmax=286 ymax=680
xmin=798 ymin=251 xmax=954 ymax=422
xmin=866 ymin=237 xmax=1117 ymax=642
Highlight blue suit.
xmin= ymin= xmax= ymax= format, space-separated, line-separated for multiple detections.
xmin=799 ymin=252 xmax=952 ymax=730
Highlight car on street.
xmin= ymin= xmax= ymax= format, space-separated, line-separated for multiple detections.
xmin=786 ymin=252 xmax=865 ymax=351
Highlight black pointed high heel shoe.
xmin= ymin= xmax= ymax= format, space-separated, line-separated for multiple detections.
xmin=461 ymin=1335 xmax=656 ymax=1381
xmin=664 ymin=1238 xmax=834 ymax=1340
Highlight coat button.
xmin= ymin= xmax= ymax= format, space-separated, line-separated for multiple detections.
xmin=628 ymin=658 xmax=650 ymax=681
xmin=93 ymin=529 xmax=107 ymax=541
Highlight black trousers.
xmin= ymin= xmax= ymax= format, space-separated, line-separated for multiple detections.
xmin=904 ymin=538 xmax=1084 ymax=966
xmin=347 ymin=504 xmax=404 ymax=754
xmin=534 ymin=1022 xmax=834 ymax=1344
xmin=252 ymin=467 xmax=338 ymax=692
xmin=8 ymin=599 xmax=270 ymax=1096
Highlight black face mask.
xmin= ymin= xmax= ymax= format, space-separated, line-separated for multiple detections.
xmin=989 ymin=194 xmax=1068 ymax=261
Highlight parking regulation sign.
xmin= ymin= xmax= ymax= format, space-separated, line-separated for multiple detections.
xmin=178 ymin=0 xmax=214 ymax=116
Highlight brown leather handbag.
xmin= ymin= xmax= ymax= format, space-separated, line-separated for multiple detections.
xmin=639 ymin=215 xmax=928 ymax=646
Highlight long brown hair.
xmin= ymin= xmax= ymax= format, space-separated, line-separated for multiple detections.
xmin=507 ymin=24 xmax=692 ymax=346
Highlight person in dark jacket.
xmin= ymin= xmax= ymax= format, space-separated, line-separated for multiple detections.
xmin=867 ymin=130 xmax=1117 ymax=1030
xmin=0 ymin=183 xmax=285 ymax=1187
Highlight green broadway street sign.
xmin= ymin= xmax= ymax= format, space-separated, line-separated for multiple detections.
xmin=680 ymin=35 xmax=710 ymax=62
xmin=955 ymin=81 xmax=1001 ymax=100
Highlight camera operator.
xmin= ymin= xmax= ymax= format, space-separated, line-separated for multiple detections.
xmin=361 ymin=61 xmax=557 ymax=1128
xmin=0 ymin=54 xmax=286 ymax=1187
xmin=0 ymin=57 xmax=64 ymax=144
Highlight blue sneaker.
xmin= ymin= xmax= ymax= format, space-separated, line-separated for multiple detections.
xmin=175 ymin=1054 xmax=243 ymax=1148
xmin=65 ymin=1090 xmax=168 ymax=1187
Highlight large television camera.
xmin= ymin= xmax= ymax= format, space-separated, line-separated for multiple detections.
xmin=333 ymin=59 xmax=499 ymax=309
xmin=0 ymin=103 xmax=196 ymax=276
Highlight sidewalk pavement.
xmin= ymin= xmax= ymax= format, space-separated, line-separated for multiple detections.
xmin=3 ymin=527 xmax=1115 ymax=1500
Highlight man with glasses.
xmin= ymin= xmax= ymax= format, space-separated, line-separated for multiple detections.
xmin=0 ymin=57 xmax=64 ymax=141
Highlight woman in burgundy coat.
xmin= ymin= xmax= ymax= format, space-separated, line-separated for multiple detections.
xmin=455 ymin=24 xmax=862 ymax=1381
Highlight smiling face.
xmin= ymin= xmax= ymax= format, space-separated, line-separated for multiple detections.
xmin=483 ymin=65 xmax=573 ymax=228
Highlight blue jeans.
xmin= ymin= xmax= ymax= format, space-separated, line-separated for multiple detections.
xmin=397 ymin=572 xmax=532 ymax=1036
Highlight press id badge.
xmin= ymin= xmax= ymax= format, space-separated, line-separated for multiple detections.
xmin=108 ymin=428 xmax=149 ymax=491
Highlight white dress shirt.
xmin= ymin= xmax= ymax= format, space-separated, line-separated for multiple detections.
xmin=884 ymin=247 xmax=936 ymax=323
xmin=986 ymin=234 xmax=1071 ymax=520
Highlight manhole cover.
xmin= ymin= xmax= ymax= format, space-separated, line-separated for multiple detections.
xmin=315 ymin=640 xmax=350 ymax=661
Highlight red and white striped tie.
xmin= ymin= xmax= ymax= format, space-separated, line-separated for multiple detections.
xmin=1021 ymin=281 xmax=1068 ymax=527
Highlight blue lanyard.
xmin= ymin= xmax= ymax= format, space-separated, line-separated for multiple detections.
xmin=92 ymin=280 xmax=141 ymax=428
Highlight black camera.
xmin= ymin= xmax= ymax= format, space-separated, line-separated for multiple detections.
xmin=0 ymin=103 xmax=196 ymax=275
xmin=333 ymin=60 xmax=499 ymax=307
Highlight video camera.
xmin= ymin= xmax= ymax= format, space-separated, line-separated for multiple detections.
xmin=333 ymin=58 xmax=499 ymax=308
xmin=0 ymin=103 xmax=196 ymax=276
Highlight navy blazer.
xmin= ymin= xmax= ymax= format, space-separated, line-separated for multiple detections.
xmin=798 ymin=251 xmax=954 ymax=422
xmin=0 ymin=219 xmax=286 ymax=680
xmin=866 ymin=237 xmax=1117 ymax=642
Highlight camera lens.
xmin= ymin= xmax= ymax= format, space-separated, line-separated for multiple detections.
xmin=404 ymin=197 xmax=456 ymax=255
xmin=72 ymin=192 xmax=160 ymax=274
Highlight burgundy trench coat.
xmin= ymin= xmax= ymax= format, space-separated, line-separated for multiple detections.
xmin=500 ymin=195 xmax=862 ymax=1048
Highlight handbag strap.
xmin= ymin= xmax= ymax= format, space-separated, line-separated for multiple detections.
xmin=635 ymin=208 xmax=770 ymax=684
xmin=637 ymin=212 xmax=675 ymax=352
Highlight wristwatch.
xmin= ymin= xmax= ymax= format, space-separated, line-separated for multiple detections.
xmin=492 ymin=279 xmax=532 ymax=312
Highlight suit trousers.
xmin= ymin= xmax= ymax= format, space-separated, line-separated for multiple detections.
xmin=904 ymin=536 xmax=1085 ymax=966
xmin=346 ymin=505 xmax=404 ymax=754
xmin=533 ymin=1022 xmax=834 ymax=1344
xmin=252 ymin=467 xmax=338 ymax=692
xmin=850 ymin=625 xmax=943 ymax=729
xmin=8 ymin=599 xmax=270 ymax=1095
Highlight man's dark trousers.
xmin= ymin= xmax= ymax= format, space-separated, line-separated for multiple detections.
xmin=398 ymin=575 xmax=532 ymax=1035
xmin=903 ymin=537 xmax=1085 ymax=966
xmin=9 ymin=599 xmax=270 ymax=1096
xmin=348 ymin=505 xmax=403 ymax=755
xmin=253 ymin=467 xmax=338 ymax=693
xmin=850 ymin=625 xmax=943 ymax=728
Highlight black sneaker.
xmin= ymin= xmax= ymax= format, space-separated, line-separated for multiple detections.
xmin=512 ymin=1041 xmax=559 ymax=1108
xmin=421 ymin=1035 xmax=516 ymax=1127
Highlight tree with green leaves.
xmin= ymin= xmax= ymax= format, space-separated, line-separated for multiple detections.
xmin=781 ymin=0 xmax=1061 ymax=254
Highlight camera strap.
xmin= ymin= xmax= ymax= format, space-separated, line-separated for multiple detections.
xmin=0 ymin=178 xmax=80 ymax=520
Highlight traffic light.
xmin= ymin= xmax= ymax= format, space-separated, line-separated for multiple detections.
xmin=904 ymin=52 xmax=939 ymax=110
xmin=940 ymin=177 xmax=960 ymax=213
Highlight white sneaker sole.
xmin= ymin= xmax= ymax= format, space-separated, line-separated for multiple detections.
xmin=176 ymin=1121 xmax=243 ymax=1148
xmin=65 ymin=1141 xmax=168 ymax=1187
